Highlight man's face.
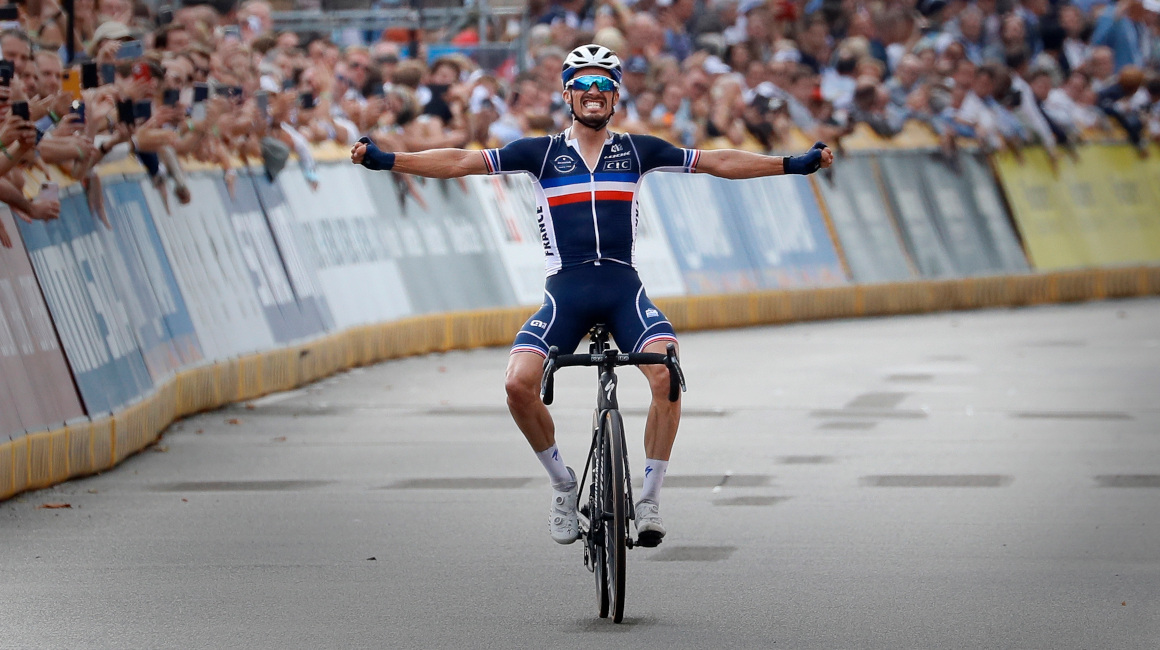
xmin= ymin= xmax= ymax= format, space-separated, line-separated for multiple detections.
xmin=18 ymin=62 xmax=39 ymax=98
xmin=347 ymin=52 xmax=370 ymax=85
xmin=1030 ymin=75 xmax=1052 ymax=101
xmin=37 ymin=54 xmax=63 ymax=97
xmin=430 ymin=63 xmax=457 ymax=85
xmin=1090 ymin=49 xmax=1114 ymax=79
xmin=953 ymin=60 xmax=976 ymax=88
xmin=1 ymin=36 xmax=32 ymax=76
xmin=564 ymin=67 xmax=618 ymax=127
xmin=167 ymin=27 xmax=191 ymax=52
xmin=973 ymin=72 xmax=994 ymax=98
xmin=960 ymin=12 xmax=983 ymax=42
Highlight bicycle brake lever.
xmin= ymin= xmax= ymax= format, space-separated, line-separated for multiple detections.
xmin=665 ymin=343 xmax=686 ymax=402
xmin=541 ymin=347 xmax=559 ymax=405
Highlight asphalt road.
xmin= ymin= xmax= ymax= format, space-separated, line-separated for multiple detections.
xmin=2 ymin=298 xmax=1159 ymax=649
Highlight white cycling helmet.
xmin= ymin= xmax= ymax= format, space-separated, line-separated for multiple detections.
xmin=561 ymin=44 xmax=623 ymax=88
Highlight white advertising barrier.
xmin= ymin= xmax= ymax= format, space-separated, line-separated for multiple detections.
xmin=361 ymin=172 xmax=517 ymax=313
xmin=625 ymin=178 xmax=687 ymax=298
xmin=465 ymin=174 xmax=547 ymax=306
xmin=143 ymin=175 xmax=278 ymax=360
xmin=249 ymin=173 xmax=335 ymax=333
xmin=814 ymin=157 xmax=917 ymax=284
xmin=277 ymin=164 xmax=414 ymax=329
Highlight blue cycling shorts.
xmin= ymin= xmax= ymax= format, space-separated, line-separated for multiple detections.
xmin=512 ymin=263 xmax=677 ymax=357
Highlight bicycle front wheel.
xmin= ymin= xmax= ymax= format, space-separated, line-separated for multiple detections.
xmin=602 ymin=409 xmax=628 ymax=623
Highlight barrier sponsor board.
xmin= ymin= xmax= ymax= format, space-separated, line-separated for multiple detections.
xmin=712 ymin=175 xmax=847 ymax=288
xmin=465 ymin=174 xmax=547 ymax=305
xmin=0 ymin=206 xmax=85 ymax=437
xmin=360 ymin=171 xmax=517 ymax=313
xmin=639 ymin=173 xmax=761 ymax=293
xmin=277 ymin=164 xmax=414 ymax=328
xmin=813 ymin=156 xmax=916 ymax=283
xmin=994 ymin=145 xmax=1160 ymax=270
xmin=223 ymin=174 xmax=332 ymax=342
xmin=960 ymin=154 xmax=1030 ymax=273
xmin=144 ymin=175 xmax=278 ymax=360
xmin=877 ymin=151 xmax=1029 ymax=277
xmin=102 ymin=178 xmax=202 ymax=377
xmin=16 ymin=187 xmax=158 ymax=413
xmin=249 ymin=172 xmax=334 ymax=334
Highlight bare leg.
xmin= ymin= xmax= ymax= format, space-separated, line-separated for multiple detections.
xmin=639 ymin=340 xmax=681 ymax=461
xmin=505 ymin=351 xmax=556 ymax=453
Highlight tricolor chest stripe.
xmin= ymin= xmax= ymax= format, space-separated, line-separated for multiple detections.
xmin=543 ymin=180 xmax=637 ymax=198
xmin=547 ymin=190 xmax=634 ymax=206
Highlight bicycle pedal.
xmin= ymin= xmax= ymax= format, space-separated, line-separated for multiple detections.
xmin=636 ymin=532 xmax=663 ymax=548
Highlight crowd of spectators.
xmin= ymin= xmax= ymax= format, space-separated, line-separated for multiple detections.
xmin=2 ymin=0 xmax=1160 ymax=246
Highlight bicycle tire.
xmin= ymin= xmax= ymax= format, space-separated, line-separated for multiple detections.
xmin=591 ymin=422 xmax=610 ymax=619
xmin=603 ymin=410 xmax=628 ymax=623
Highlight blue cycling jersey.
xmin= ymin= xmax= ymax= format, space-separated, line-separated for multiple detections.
xmin=483 ymin=129 xmax=700 ymax=275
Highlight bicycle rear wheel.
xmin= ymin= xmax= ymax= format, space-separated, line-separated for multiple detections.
xmin=603 ymin=410 xmax=628 ymax=623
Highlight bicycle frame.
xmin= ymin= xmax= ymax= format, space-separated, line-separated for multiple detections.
xmin=539 ymin=325 xmax=686 ymax=622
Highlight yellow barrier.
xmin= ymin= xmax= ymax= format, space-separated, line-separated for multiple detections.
xmin=2 ymin=266 xmax=1156 ymax=502
xmin=993 ymin=144 xmax=1160 ymax=270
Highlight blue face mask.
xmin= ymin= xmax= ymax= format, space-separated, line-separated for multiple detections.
xmin=568 ymin=75 xmax=618 ymax=92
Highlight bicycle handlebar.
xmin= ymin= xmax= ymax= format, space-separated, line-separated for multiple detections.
xmin=540 ymin=343 xmax=686 ymax=405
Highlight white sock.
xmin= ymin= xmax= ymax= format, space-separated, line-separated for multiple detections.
xmin=536 ymin=445 xmax=574 ymax=489
xmin=640 ymin=458 xmax=668 ymax=504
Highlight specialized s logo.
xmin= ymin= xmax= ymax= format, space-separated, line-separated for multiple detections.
xmin=553 ymin=155 xmax=577 ymax=173
xmin=644 ymin=466 xmax=653 ymax=477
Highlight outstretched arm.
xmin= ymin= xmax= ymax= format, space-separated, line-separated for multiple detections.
xmin=351 ymin=137 xmax=488 ymax=179
xmin=696 ymin=142 xmax=834 ymax=179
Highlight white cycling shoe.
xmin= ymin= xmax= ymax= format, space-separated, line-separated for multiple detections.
xmin=549 ymin=467 xmax=579 ymax=545
xmin=634 ymin=499 xmax=666 ymax=547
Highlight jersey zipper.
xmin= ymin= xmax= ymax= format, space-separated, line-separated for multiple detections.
xmin=589 ymin=171 xmax=601 ymax=265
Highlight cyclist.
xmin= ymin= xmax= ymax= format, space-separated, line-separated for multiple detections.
xmin=351 ymin=44 xmax=834 ymax=545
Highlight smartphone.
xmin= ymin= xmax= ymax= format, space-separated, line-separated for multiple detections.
xmin=163 ymin=88 xmax=180 ymax=106
xmin=100 ymin=62 xmax=116 ymax=85
xmin=116 ymin=98 xmax=134 ymax=124
xmin=222 ymin=25 xmax=241 ymax=42
xmin=81 ymin=62 xmax=99 ymax=89
xmin=191 ymin=102 xmax=206 ymax=121
xmin=193 ymin=82 xmax=209 ymax=103
xmin=299 ymin=91 xmax=315 ymax=110
xmin=39 ymin=182 xmax=59 ymax=203
xmin=11 ymin=100 xmax=29 ymax=121
xmin=282 ymin=77 xmax=296 ymax=92
xmin=117 ymin=40 xmax=143 ymax=60
xmin=0 ymin=5 xmax=18 ymax=20
xmin=255 ymin=90 xmax=269 ymax=116
xmin=71 ymin=100 xmax=85 ymax=123
xmin=131 ymin=61 xmax=151 ymax=83
xmin=134 ymin=99 xmax=152 ymax=121
xmin=61 ymin=68 xmax=82 ymax=100
xmin=0 ymin=61 xmax=12 ymax=87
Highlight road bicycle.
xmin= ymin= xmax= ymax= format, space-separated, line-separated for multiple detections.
xmin=540 ymin=325 xmax=685 ymax=623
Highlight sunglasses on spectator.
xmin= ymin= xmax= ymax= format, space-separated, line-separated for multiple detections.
xmin=568 ymin=75 xmax=618 ymax=92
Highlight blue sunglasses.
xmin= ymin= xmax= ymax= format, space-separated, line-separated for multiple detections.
xmin=568 ymin=75 xmax=619 ymax=92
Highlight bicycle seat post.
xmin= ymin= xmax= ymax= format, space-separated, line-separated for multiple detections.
xmin=589 ymin=325 xmax=610 ymax=355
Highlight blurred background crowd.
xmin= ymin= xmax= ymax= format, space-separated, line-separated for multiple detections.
xmin=2 ymin=0 xmax=1160 ymax=243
